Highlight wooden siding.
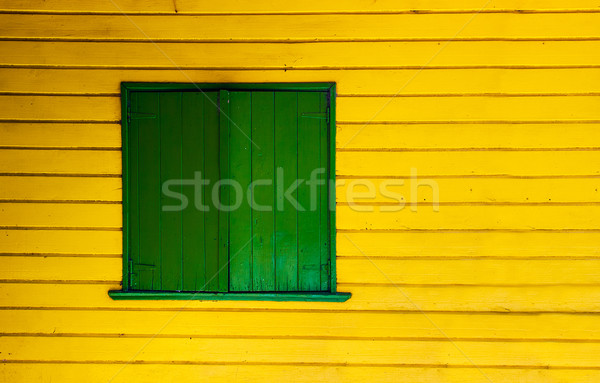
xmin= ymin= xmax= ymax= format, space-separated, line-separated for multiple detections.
xmin=1 ymin=1 xmax=600 ymax=382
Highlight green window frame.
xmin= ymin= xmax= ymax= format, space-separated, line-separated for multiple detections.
xmin=109 ymin=83 xmax=350 ymax=302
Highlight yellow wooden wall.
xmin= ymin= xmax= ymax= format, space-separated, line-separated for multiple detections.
xmin=1 ymin=0 xmax=600 ymax=381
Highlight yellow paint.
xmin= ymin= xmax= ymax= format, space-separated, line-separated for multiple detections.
xmin=3 ymin=68 xmax=600 ymax=94
xmin=3 ymin=255 xmax=600 ymax=285
xmin=1 ymin=1 xmax=600 ymax=381
xmin=3 ymin=365 xmax=600 ymax=383
xmin=3 ymin=41 xmax=600 ymax=68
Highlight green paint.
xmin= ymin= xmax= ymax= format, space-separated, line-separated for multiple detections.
xmin=117 ymin=83 xmax=347 ymax=301
xmin=159 ymin=92 xmax=183 ymax=291
xmin=109 ymin=290 xmax=351 ymax=302
xmin=181 ymin=92 xmax=206 ymax=291
xmin=228 ymin=91 xmax=253 ymax=292
xmin=251 ymin=91 xmax=276 ymax=291
xmin=297 ymin=92 xmax=327 ymax=291
xmin=274 ymin=91 xmax=299 ymax=291
xmin=202 ymin=92 xmax=223 ymax=292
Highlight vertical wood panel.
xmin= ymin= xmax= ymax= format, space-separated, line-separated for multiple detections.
xmin=181 ymin=92 xmax=205 ymax=291
xmin=274 ymin=91 xmax=299 ymax=291
xmin=202 ymin=92 xmax=222 ymax=291
xmin=228 ymin=91 xmax=253 ymax=292
xmin=318 ymin=92 xmax=330 ymax=291
xmin=297 ymin=92 xmax=325 ymax=291
xmin=159 ymin=92 xmax=183 ymax=291
xmin=134 ymin=92 xmax=161 ymax=290
xmin=218 ymin=90 xmax=230 ymax=292
xmin=250 ymin=91 xmax=276 ymax=291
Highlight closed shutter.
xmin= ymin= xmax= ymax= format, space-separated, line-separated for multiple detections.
xmin=125 ymin=88 xmax=330 ymax=293
xmin=227 ymin=91 xmax=330 ymax=292
xmin=126 ymin=90 xmax=227 ymax=292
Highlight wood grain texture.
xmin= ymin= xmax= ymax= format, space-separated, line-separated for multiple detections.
xmin=337 ymin=123 xmax=600 ymax=149
xmin=3 ymin=365 xmax=600 ymax=383
xmin=3 ymin=255 xmax=600 ymax=285
xmin=3 ymin=14 xmax=600 ymax=40
xmin=5 ymin=336 xmax=600 ymax=366
xmin=337 ymin=151 xmax=600 ymax=176
xmin=336 ymin=178 xmax=600 ymax=203
xmin=3 ymin=309 xmax=600 ymax=340
xmin=0 ymin=122 xmax=120 ymax=148
xmin=0 ymin=176 xmax=122 ymax=201
xmin=2 ymin=283 xmax=600 ymax=312
xmin=0 ymin=149 xmax=120 ymax=174
xmin=1 ymin=0 xmax=599 ymax=13
xmin=337 ymin=232 xmax=600 ymax=258
xmin=3 ymin=41 xmax=600 ymax=68
xmin=0 ymin=229 xmax=121 ymax=255
xmin=3 ymin=68 xmax=600 ymax=94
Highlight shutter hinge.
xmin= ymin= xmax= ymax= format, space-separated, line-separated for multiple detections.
xmin=128 ymin=112 xmax=157 ymax=121
xmin=131 ymin=262 xmax=157 ymax=270
xmin=300 ymin=112 xmax=328 ymax=120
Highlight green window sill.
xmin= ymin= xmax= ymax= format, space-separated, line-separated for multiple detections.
xmin=108 ymin=290 xmax=351 ymax=302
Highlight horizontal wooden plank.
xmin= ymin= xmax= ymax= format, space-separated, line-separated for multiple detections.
xmin=338 ymin=96 xmax=600 ymax=121
xmin=0 ymin=256 xmax=121 ymax=281
xmin=0 ymin=122 xmax=120 ymax=148
xmin=337 ymin=258 xmax=600 ymax=285
xmin=1 ymin=0 xmax=599 ymax=13
xmin=4 ymin=336 xmax=600 ymax=366
xmin=2 ymin=203 xmax=599 ymax=230
xmin=0 ymin=95 xmax=119 ymax=121
xmin=0 ymin=150 xmax=120 ymax=174
xmin=2 ymin=283 xmax=599 ymax=312
xmin=3 ymin=14 xmax=600 ymax=40
xmin=337 ymin=232 xmax=600 ymax=258
xmin=3 ymin=41 xmax=600 ymax=68
xmin=3 ymin=176 xmax=598 ymax=204
xmin=3 ymin=229 xmax=598 ymax=258
xmin=338 ymin=151 xmax=600 ymax=176
xmin=0 ymin=203 xmax=121 ymax=229
xmin=337 ymin=178 xmax=600 ymax=203
xmin=3 ymin=309 xmax=600 ymax=340
xmin=3 ymin=255 xmax=599 ymax=285
xmin=3 ymin=68 xmax=600 ymax=94
xmin=3 ymin=364 xmax=600 ymax=383
xmin=3 ymin=203 xmax=600 ymax=230
xmin=0 ymin=229 xmax=121 ymax=255
xmin=337 ymin=205 xmax=600 ymax=230
xmin=3 ymin=94 xmax=600 ymax=123
xmin=0 ymin=176 xmax=122 ymax=201
xmin=337 ymin=123 xmax=600 ymax=149
xmin=5 ymin=151 xmax=599 ymax=177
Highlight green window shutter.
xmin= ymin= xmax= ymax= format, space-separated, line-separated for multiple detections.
xmin=126 ymin=90 xmax=227 ymax=292
xmin=124 ymin=85 xmax=332 ymax=295
xmin=227 ymin=91 xmax=330 ymax=292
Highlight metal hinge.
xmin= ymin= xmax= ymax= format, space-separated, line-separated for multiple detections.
xmin=300 ymin=112 xmax=328 ymax=120
xmin=129 ymin=260 xmax=156 ymax=288
xmin=128 ymin=112 xmax=157 ymax=123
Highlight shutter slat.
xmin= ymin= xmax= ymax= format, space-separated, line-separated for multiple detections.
xmin=250 ymin=91 xmax=276 ymax=291
xmin=217 ymin=90 xmax=231 ymax=292
xmin=134 ymin=91 xmax=162 ymax=290
xmin=274 ymin=91 xmax=300 ymax=292
xmin=203 ymin=92 xmax=222 ymax=292
xmin=318 ymin=92 xmax=330 ymax=291
xmin=159 ymin=92 xmax=184 ymax=291
xmin=297 ymin=92 xmax=327 ymax=291
xmin=181 ymin=92 xmax=206 ymax=291
xmin=229 ymin=91 xmax=254 ymax=292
